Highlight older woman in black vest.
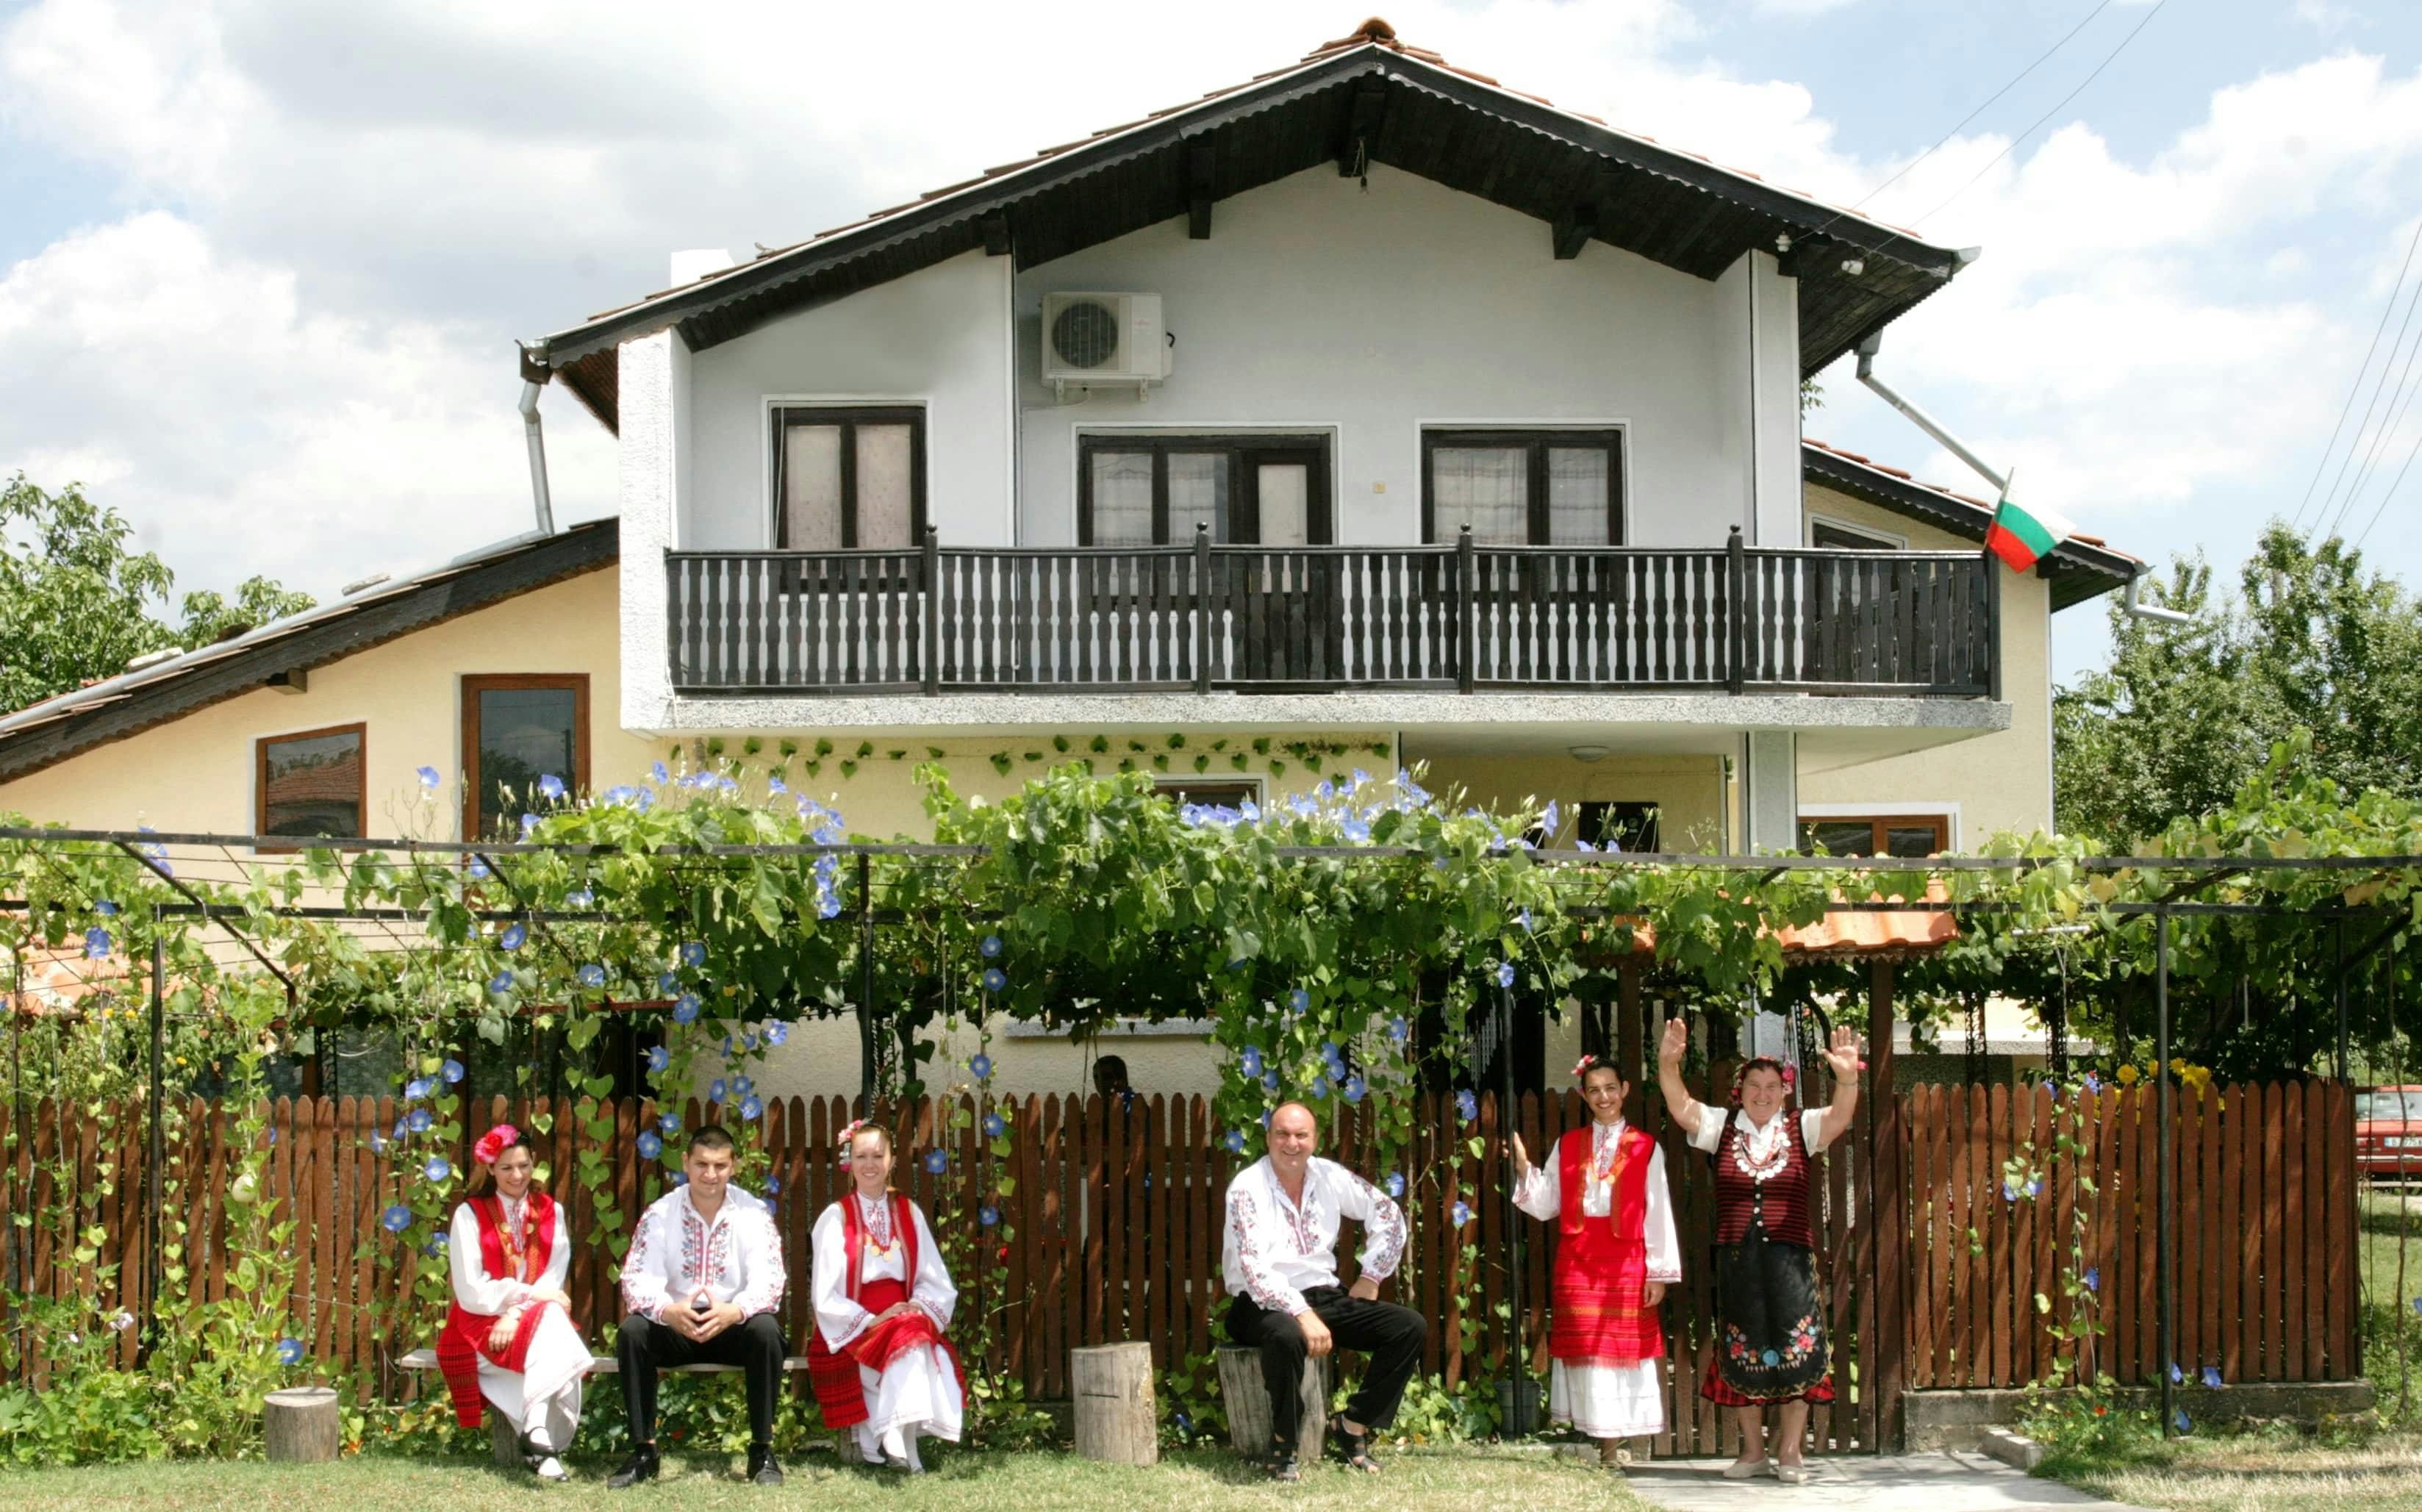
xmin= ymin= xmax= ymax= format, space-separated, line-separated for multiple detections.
xmin=1657 ymin=1018 xmax=1863 ymax=1484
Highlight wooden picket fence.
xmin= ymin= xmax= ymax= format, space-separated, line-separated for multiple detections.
xmin=0 ymin=1081 xmax=2360 ymax=1455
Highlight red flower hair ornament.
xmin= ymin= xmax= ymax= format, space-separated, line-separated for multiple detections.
xmin=472 ymin=1124 xmax=520 ymax=1166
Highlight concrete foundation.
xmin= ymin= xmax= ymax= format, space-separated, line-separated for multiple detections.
xmin=1903 ymin=1380 xmax=2378 ymax=1451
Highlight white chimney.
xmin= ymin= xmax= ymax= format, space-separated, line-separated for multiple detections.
xmin=669 ymin=248 xmax=734 ymax=286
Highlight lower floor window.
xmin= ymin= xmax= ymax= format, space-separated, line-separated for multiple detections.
xmin=257 ymin=723 xmax=365 ymax=843
xmin=462 ymin=675 xmax=590 ymax=839
xmin=1799 ymin=814 xmax=1949 ymax=858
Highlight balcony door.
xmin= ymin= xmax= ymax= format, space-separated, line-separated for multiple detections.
xmin=1077 ymin=434 xmax=1332 ymax=546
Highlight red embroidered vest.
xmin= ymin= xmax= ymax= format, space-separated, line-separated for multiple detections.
xmin=1711 ymin=1109 xmax=1816 ymax=1248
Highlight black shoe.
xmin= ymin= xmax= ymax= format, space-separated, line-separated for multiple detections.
xmin=606 ymin=1447 xmax=660 ymax=1489
xmin=748 ymin=1444 xmax=784 ymax=1486
xmin=1268 ymin=1446 xmax=1301 ymax=1482
xmin=1328 ymin=1414 xmax=1383 ymax=1473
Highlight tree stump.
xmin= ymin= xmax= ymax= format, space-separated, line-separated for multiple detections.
xmin=1072 ymin=1341 xmax=1158 ymax=1466
xmin=262 ymin=1386 xmax=341 ymax=1463
xmin=490 ymin=1414 xmax=524 ymax=1467
xmin=1214 ymin=1344 xmax=1328 ymax=1459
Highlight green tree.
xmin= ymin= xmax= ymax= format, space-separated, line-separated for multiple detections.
xmin=2053 ymin=523 xmax=2422 ymax=846
xmin=0 ymin=474 xmax=314 ymax=714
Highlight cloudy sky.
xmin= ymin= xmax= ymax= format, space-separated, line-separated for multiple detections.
xmin=4 ymin=0 xmax=2418 ymax=681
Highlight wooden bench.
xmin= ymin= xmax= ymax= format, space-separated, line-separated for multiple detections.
xmin=398 ymin=1345 xmax=815 ymax=1466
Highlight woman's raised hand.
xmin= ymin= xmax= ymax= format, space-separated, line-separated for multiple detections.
xmin=1511 ymin=1132 xmax=1530 ymax=1176
xmin=1658 ymin=1016 xmax=1688 ymax=1067
xmin=1823 ymin=1025 xmax=1863 ymax=1079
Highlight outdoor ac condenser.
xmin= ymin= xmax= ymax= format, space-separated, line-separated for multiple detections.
xmin=1040 ymin=292 xmax=1170 ymax=398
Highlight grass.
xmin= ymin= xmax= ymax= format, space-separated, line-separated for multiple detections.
xmin=0 ymin=1443 xmax=1641 ymax=1512
xmin=2039 ymin=1424 xmax=2422 ymax=1511
xmin=2360 ymin=1188 xmax=2422 ymax=1423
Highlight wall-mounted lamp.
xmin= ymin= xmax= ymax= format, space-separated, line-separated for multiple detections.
xmin=1568 ymin=745 xmax=1610 ymax=762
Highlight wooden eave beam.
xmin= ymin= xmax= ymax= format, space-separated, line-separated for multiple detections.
xmin=1336 ymin=75 xmax=1388 ymax=176
xmin=1776 ymin=234 xmax=1837 ymax=280
xmin=1186 ymin=142 xmax=1216 ymax=240
xmin=980 ymin=211 xmax=1012 ymax=257
xmin=1551 ymin=165 xmax=1622 ymax=262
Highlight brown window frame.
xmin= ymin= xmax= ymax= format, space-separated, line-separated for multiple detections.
xmin=769 ymin=404 xmax=929 ymax=549
xmin=1420 ymin=428 xmax=1626 ymax=545
xmin=1797 ymin=813 xmax=1950 ymax=858
xmin=1076 ymin=432 xmax=1333 ymax=546
xmin=255 ymin=721 xmax=368 ymax=850
xmin=1810 ymin=516 xmax=1905 ymax=551
xmin=461 ymin=674 xmax=592 ymax=841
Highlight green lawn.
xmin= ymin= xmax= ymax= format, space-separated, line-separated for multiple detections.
xmin=0 ymin=1444 xmax=1639 ymax=1512
xmin=2040 ymin=1427 xmax=2422 ymax=1511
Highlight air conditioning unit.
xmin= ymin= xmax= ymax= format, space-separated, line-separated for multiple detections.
xmin=1041 ymin=292 xmax=1170 ymax=398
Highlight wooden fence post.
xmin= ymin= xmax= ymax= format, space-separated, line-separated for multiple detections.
xmin=1867 ymin=959 xmax=1906 ymax=1450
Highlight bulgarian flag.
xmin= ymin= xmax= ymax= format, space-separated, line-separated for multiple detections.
xmin=1982 ymin=470 xmax=2074 ymax=574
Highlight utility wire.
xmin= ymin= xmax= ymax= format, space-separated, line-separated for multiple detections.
xmin=2316 ymin=268 xmax=2422 ymax=540
xmin=1805 ymin=0 xmax=2115 ymax=240
xmin=2351 ymin=420 xmax=2422 ymax=551
xmin=2325 ymin=309 xmax=2422 ymax=542
xmin=1909 ymin=0 xmax=2175 ymax=232
xmin=2293 ymin=214 xmax=2422 ymax=532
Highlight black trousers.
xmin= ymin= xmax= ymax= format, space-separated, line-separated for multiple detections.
xmin=616 ymin=1311 xmax=787 ymax=1448
xmin=1225 ymin=1287 xmax=1427 ymax=1448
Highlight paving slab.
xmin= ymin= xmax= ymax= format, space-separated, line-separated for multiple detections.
xmin=1622 ymin=1451 xmax=2146 ymax=1511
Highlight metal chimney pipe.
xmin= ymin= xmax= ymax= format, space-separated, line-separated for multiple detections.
xmin=517 ymin=342 xmax=556 ymax=537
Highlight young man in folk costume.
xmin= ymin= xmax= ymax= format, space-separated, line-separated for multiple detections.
xmin=806 ymin=1119 xmax=964 ymax=1472
xmin=1511 ymin=1056 xmax=1682 ymax=1464
xmin=438 ymin=1124 xmax=592 ymax=1482
xmin=1222 ymin=1100 xmax=1425 ymax=1482
xmin=610 ymin=1125 xmax=789 ymax=1488
xmin=1658 ymin=1018 xmax=1863 ymax=1484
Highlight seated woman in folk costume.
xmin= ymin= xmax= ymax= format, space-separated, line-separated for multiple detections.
xmin=1512 ymin=1055 xmax=1683 ymax=1465
xmin=1658 ymin=1018 xmax=1865 ymax=1485
xmin=437 ymin=1123 xmax=592 ymax=1482
xmin=807 ymin=1119 xmax=964 ymax=1472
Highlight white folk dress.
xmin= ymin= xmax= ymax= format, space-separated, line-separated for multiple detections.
xmin=1512 ymin=1119 xmax=1683 ymax=1438
xmin=811 ymin=1194 xmax=964 ymax=1468
xmin=445 ymin=1195 xmax=589 ymax=1453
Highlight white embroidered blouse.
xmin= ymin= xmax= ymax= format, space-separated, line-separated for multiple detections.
xmin=448 ymin=1194 xmax=571 ymax=1316
xmin=1221 ymin=1156 xmax=1408 ymax=1316
xmin=619 ymin=1183 xmax=787 ymax=1322
xmin=809 ymin=1192 xmax=956 ymax=1351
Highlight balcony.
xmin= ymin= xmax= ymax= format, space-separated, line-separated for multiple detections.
xmin=664 ymin=531 xmax=1998 ymax=699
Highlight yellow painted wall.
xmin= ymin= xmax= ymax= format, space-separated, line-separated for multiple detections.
xmin=1791 ymin=484 xmax=2057 ymax=846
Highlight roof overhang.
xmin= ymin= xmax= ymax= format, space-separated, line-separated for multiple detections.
xmin=1800 ymin=443 xmax=2139 ymax=610
xmin=534 ymin=43 xmax=1968 ymax=432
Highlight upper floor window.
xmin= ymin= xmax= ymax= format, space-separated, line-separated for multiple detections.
xmin=462 ymin=675 xmax=590 ymax=839
xmin=258 ymin=723 xmax=365 ymax=844
xmin=1799 ymin=813 xmax=1948 ymax=858
xmin=1809 ymin=516 xmax=1905 ymax=551
xmin=772 ymin=406 xmax=926 ymax=551
xmin=1078 ymin=433 xmax=1332 ymax=546
xmin=1422 ymin=429 xmax=1624 ymax=545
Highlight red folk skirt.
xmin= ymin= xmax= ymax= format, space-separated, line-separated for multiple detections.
xmin=1549 ymin=1213 xmax=1665 ymax=1367
xmin=806 ymin=1277 xmax=964 ymax=1430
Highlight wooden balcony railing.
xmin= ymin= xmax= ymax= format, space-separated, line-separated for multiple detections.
xmin=665 ymin=527 xmax=1999 ymax=698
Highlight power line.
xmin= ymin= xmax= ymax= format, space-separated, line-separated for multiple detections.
xmin=1805 ymin=0 xmax=2115 ymax=240
xmin=2325 ymin=309 xmax=2422 ymax=542
xmin=1908 ymin=0 xmax=2176 ymax=232
xmin=2351 ymin=421 xmax=2422 ymax=551
xmin=2316 ymin=267 xmax=2422 ymax=539
xmin=2292 ymin=215 xmax=2422 ymax=532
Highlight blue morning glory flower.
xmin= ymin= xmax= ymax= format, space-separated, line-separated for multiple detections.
xmin=2083 ymin=1267 xmax=2100 ymax=1293
xmin=970 ymin=1054 xmax=994 ymax=1080
xmin=426 ymin=1232 xmax=449 ymax=1254
xmin=276 ymin=1337 xmax=304 ymax=1366
xmin=2082 ymin=1072 xmax=2101 ymax=1094
xmin=764 ymin=1175 xmax=781 ymax=1196
xmin=1309 ymin=1075 xmax=1330 ymax=1100
xmin=1542 ymin=800 xmax=1560 ymax=836
xmin=671 ymin=1172 xmax=687 ymax=1186
xmin=565 ymin=887 xmax=594 ymax=907
xmin=1385 ymin=1171 xmax=1405 ymax=1198
xmin=657 ymin=971 xmax=679 ymax=994
xmin=1455 ymin=1089 xmax=1479 ymax=1122
xmin=538 ymin=773 xmax=565 ymax=800
xmin=424 ymin=1157 xmax=451 ymax=1182
xmin=979 ymin=1205 xmax=1000 ymax=1227
xmin=709 ymin=1078 xmax=728 ymax=1103
xmin=681 ymin=942 xmax=707 ymax=967
xmin=1261 ymin=1069 xmax=1280 ymax=1094
xmin=645 ymin=1047 xmax=669 ymax=1074
xmin=381 ymin=1205 xmax=412 ymax=1233
xmin=1224 ymin=1130 xmax=1247 ymax=1153
xmin=1495 ymin=961 xmax=1516 ymax=989
xmin=765 ymin=1022 xmax=789 ymax=1045
xmin=1239 ymin=1046 xmax=1264 ymax=1078
xmin=96 ymin=899 xmax=119 ymax=917
xmin=659 ymin=1113 xmax=681 ymax=1134
xmin=520 ymin=814 xmax=539 ymax=837
xmin=391 ymin=1119 xmax=409 ymax=1141
xmin=1452 ymin=1201 xmax=1473 ymax=1228
xmin=2026 ymin=1178 xmax=2041 ymax=1197
xmin=416 ymin=766 xmax=441 ymax=790
xmin=637 ymin=1131 xmax=663 ymax=1160
xmin=1518 ymin=907 xmax=1533 ymax=934
xmin=923 ymin=1150 xmax=948 ymax=1175
xmin=83 ymin=926 xmax=110 ymax=959
xmin=578 ymin=964 xmax=606 ymax=988
xmin=982 ymin=968 xmax=1007 ymax=993
xmin=499 ymin=924 xmax=526 ymax=951
xmin=981 ymin=934 xmax=1003 ymax=959
xmin=404 ymin=1077 xmax=431 ymax=1100
xmin=1289 ymin=988 xmax=1311 ymax=1014
xmin=1259 ymin=1108 xmax=1273 ymax=1128
xmin=2174 ymin=1409 xmax=2191 ymax=1433
xmin=2004 ymin=1181 xmax=2019 ymax=1203
xmin=2201 ymin=1366 xmax=2223 ymax=1389
xmin=1341 ymin=819 xmax=1371 ymax=843
xmin=673 ymin=994 xmax=699 ymax=1024
xmin=2169 ymin=1362 xmax=2184 ymax=1384
xmin=984 ymin=1114 xmax=1006 ymax=1137
xmin=1341 ymin=1075 xmax=1367 ymax=1104
xmin=1389 ymin=1017 xmax=1409 ymax=1043
xmin=738 ymin=1096 xmax=764 ymax=1121
xmin=651 ymin=761 xmax=670 ymax=783
xmin=467 ymin=857 xmax=490 ymax=881
xmin=731 ymin=1075 xmax=753 ymax=1097
xmin=441 ymin=1058 xmax=464 ymax=1085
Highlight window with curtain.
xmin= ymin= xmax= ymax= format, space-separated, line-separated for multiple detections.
xmin=770 ymin=406 xmax=926 ymax=549
xmin=1798 ymin=814 xmax=1948 ymax=858
xmin=1422 ymin=429 xmax=1624 ymax=545
xmin=1076 ymin=434 xmax=1330 ymax=545
xmin=257 ymin=724 xmax=365 ymax=844
xmin=461 ymin=675 xmax=590 ymax=839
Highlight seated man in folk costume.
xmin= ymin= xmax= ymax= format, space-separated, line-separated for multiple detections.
xmin=438 ymin=1123 xmax=592 ymax=1482
xmin=1511 ymin=1055 xmax=1683 ymax=1465
xmin=1222 ymin=1100 xmax=1425 ymax=1482
xmin=807 ymin=1119 xmax=964 ymax=1472
xmin=610 ymin=1125 xmax=790 ymax=1488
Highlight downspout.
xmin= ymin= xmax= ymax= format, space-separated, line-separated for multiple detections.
xmin=517 ymin=341 xmax=557 ymax=536
xmin=1855 ymin=332 xmax=2189 ymax=624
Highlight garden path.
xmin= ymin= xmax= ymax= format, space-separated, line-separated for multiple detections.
xmin=1622 ymin=1451 xmax=2146 ymax=1511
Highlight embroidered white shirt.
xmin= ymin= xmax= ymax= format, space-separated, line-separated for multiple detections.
xmin=1510 ymin=1121 xmax=1685 ymax=1283
xmin=620 ymin=1183 xmax=787 ymax=1322
xmin=809 ymin=1193 xmax=957 ymax=1351
xmin=448 ymin=1195 xmax=571 ymax=1316
xmin=1221 ymin=1156 xmax=1407 ymax=1316
xmin=1686 ymin=1107 xmax=1830 ymax=1182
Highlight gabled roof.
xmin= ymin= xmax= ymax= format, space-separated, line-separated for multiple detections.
xmin=0 ymin=519 xmax=618 ymax=783
xmin=537 ymin=18 xmax=1971 ymax=432
xmin=1801 ymin=439 xmax=2140 ymax=610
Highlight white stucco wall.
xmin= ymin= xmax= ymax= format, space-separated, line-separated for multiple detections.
xmin=1011 ymin=166 xmax=1797 ymax=550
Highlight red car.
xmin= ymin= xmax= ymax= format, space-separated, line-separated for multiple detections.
xmin=2358 ymin=1086 xmax=2422 ymax=1183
